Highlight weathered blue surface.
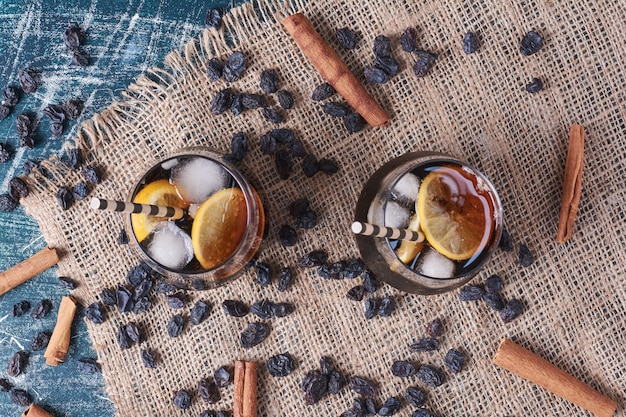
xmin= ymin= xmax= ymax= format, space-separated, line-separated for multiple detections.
xmin=0 ymin=1 xmax=241 ymax=415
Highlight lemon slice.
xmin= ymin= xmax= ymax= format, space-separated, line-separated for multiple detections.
xmin=131 ymin=179 xmax=189 ymax=242
xmin=395 ymin=212 xmax=424 ymax=264
xmin=417 ymin=166 xmax=490 ymax=261
xmin=191 ymin=187 xmax=248 ymax=269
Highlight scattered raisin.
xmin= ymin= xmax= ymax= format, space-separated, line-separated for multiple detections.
xmin=343 ymin=112 xmax=366 ymax=132
xmin=520 ymin=30 xmax=543 ymax=56
xmin=378 ymin=397 xmax=401 ymax=416
xmin=43 ymin=104 xmax=66 ymax=123
xmin=409 ymin=337 xmax=439 ymax=352
xmin=518 ymin=243 xmax=534 ymax=266
xmin=0 ymin=105 xmax=10 ymax=121
xmin=82 ymin=164 xmax=102 ymax=184
xmin=2 ymin=86 xmax=19 ymax=107
xmin=117 ymin=229 xmax=129 ymax=245
xmin=141 ymin=349 xmax=157 ymax=368
xmin=66 ymin=147 xmax=83 ymax=169
xmin=425 ymin=318 xmax=444 ymax=337
xmin=278 ymin=224 xmax=297 ymax=247
xmin=484 ymin=291 xmax=505 ymax=311
xmin=267 ymin=353 xmax=295 ymax=377
xmin=260 ymin=69 xmax=280 ymax=94
xmin=241 ymin=93 xmax=267 ymax=109
xmin=274 ymin=149 xmax=292 ymax=180
xmin=400 ymin=27 xmax=418 ymax=52
xmin=364 ymin=297 xmax=377 ymax=319
xmin=270 ymin=128 xmax=295 ymax=143
xmin=77 ymin=358 xmax=101 ymax=373
xmin=302 ymin=154 xmax=319 ymax=177
xmin=365 ymin=398 xmax=378 ymax=415
xmin=485 ymin=275 xmax=503 ymax=292
xmin=206 ymin=58 xmax=223 ymax=82
xmin=31 ymin=299 xmax=52 ymax=319
xmin=277 ymin=267 xmax=294 ymax=291
xmin=250 ymin=299 xmax=274 ymax=319
xmin=10 ymin=388 xmax=32 ymax=407
xmin=20 ymin=135 xmax=34 ymax=149
xmin=63 ymin=99 xmax=84 ymax=120
xmin=7 ymin=177 xmax=28 ymax=202
xmin=347 ymin=285 xmax=366 ymax=301
xmin=240 ymin=322 xmax=270 ymax=348
xmin=349 ymin=376 xmax=378 ymax=398
xmin=295 ymin=208 xmax=317 ymax=229
xmin=154 ymin=280 xmax=175 ymax=294
xmin=0 ymin=378 xmax=12 ymax=392
xmin=117 ymin=324 xmax=132 ymax=349
xmin=63 ymin=22 xmax=85 ymax=50
xmin=11 ymin=300 xmax=30 ymax=317
xmin=463 ymin=31 xmax=479 ymax=54
xmin=459 ymin=284 xmax=484 ymax=301
xmin=277 ymin=90 xmax=294 ymax=109
xmin=56 ymin=186 xmax=74 ymax=210
xmin=499 ymin=228 xmax=513 ymax=251
xmin=205 ymin=8 xmax=223 ymax=30
xmin=378 ymin=296 xmax=395 ymax=317
xmin=526 ymin=78 xmax=543 ymax=93
xmin=311 ymin=83 xmax=335 ymax=101
xmin=413 ymin=51 xmax=438 ymax=77
xmin=199 ymin=378 xmax=220 ymax=404
xmin=373 ymin=35 xmax=391 ymax=57
xmin=323 ymin=102 xmax=350 ymax=117
xmin=272 ymin=302 xmax=294 ymax=317
xmin=222 ymin=300 xmax=249 ymax=317
xmin=173 ymin=389 xmax=192 ymax=410
xmin=444 ymin=348 xmax=466 ymax=373
xmin=224 ymin=131 xmax=247 ymax=163
xmin=404 ymin=386 xmax=426 ymax=407
xmin=288 ymin=197 xmax=309 ymax=217
xmin=50 ymin=122 xmax=64 ymax=136
xmin=73 ymin=50 xmax=90 ymax=67
xmin=85 ymin=302 xmax=106 ymax=324
xmin=258 ymin=133 xmax=277 ymax=155
xmin=417 ymin=364 xmax=445 ymax=387
xmin=230 ymin=92 xmax=244 ymax=116
xmin=500 ymin=299 xmax=524 ymax=323
xmin=336 ymin=27 xmax=358 ymax=50
xmin=212 ymin=88 xmax=234 ymax=115
xmin=190 ymin=300 xmax=211 ymax=325
xmin=16 ymin=113 xmax=33 ymax=138
xmin=30 ymin=332 xmax=51 ymax=351
xmin=18 ymin=68 xmax=39 ymax=94
xmin=364 ymin=66 xmax=389 ymax=84
xmin=327 ymin=369 xmax=346 ymax=394
xmin=7 ymin=351 xmax=29 ymax=377
xmin=165 ymin=292 xmax=189 ymax=309
xmin=302 ymin=370 xmax=328 ymax=405
xmin=223 ymin=51 xmax=246 ymax=82
xmin=288 ymin=139 xmax=306 ymax=158
xmin=214 ymin=366 xmax=231 ymax=387
xmin=167 ymin=314 xmax=185 ymax=337
xmin=361 ymin=269 xmax=379 ymax=293
xmin=72 ymin=182 xmax=89 ymax=200
xmin=0 ymin=143 xmax=10 ymax=162
xmin=125 ymin=322 xmax=145 ymax=344
xmin=0 ymin=194 xmax=18 ymax=212
xmin=297 ymin=250 xmax=328 ymax=268
xmin=262 ymin=107 xmax=284 ymax=124
xmin=255 ymin=262 xmax=273 ymax=288
xmin=391 ymin=360 xmax=416 ymax=377
xmin=374 ymin=55 xmax=400 ymax=76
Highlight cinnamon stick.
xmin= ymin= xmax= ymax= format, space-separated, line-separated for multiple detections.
xmin=44 ymin=296 xmax=77 ymax=366
xmin=22 ymin=404 xmax=54 ymax=417
xmin=0 ymin=247 xmax=60 ymax=296
xmin=556 ymin=124 xmax=584 ymax=243
xmin=282 ymin=13 xmax=390 ymax=127
xmin=234 ymin=360 xmax=258 ymax=417
xmin=493 ymin=339 xmax=617 ymax=417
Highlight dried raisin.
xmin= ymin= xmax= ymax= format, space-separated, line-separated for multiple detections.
xmin=499 ymin=228 xmax=513 ymax=251
xmin=327 ymin=369 xmax=346 ymax=394
xmin=240 ymin=322 xmax=270 ymax=348
xmin=413 ymin=51 xmax=438 ymax=77
xmin=0 ymin=105 xmax=10 ymax=121
xmin=11 ymin=301 xmax=29 ymax=317
xmin=214 ymin=366 xmax=231 ymax=387
xmin=63 ymin=99 xmax=84 ymax=120
xmin=483 ymin=291 xmax=505 ymax=311
xmin=223 ymin=51 xmax=246 ymax=82
xmin=336 ymin=27 xmax=358 ymax=50
xmin=222 ymin=300 xmax=248 ymax=317
xmin=343 ymin=112 xmax=366 ymax=132
xmin=206 ymin=58 xmax=223 ymax=81
xmin=409 ymin=337 xmax=439 ymax=352
xmin=274 ymin=149 xmax=292 ymax=180
xmin=417 ymin=364 xmax=445 ymax=387
xmin=378 ymin=296 xmax=395 ymax=317
xmin=7 ymin=351 xmax=29 ymax=377
xmin=378 ymin=397 xmax=401 ymax=416
xmin=73 ymin=50 xmax=90 ymax=67
xmin=173 ymin=389 xmax=192 ymax=409
xmin=364 ymin=66 xmax=389 ymax=84
xmin=297 ymin=250 xmax=328 ymax=268
xmin=391 ymin=360 xmax=416 ymax=377
xmin=277 ymin=267 xmax=294 ymax=291
xmin=347 ymin=285 xmax=366 ymax=301
xmin=485 ymin=275 xmax=503 ymax=292
xmin=250 ymin=299 xmax=274 ymax=319
xmin=373 ymin=35 xmax=391 ymax=57
xmin=100 ymin=288 xmax=117 ymax=305
xmin=311 ymin=83 xmax=335 ymax=101
xmin=2 ymin=86 xmax=19 ymax=107
xmin=260 ymin=69 xmax=280 ymax=94
xmin=302 ymin=154 xmax=319 ymax=177
xmin=404 ymin=386 xmax=426 ymax=407
xmin=364 ymin=297 xmax=377 ymax=319
xmin=30 ymin=331 xmax=50 ymax=351
xmin=520 ymin=30 xmax=543 ymax=56
xmin=77 ymin=358 xmax=101 ymax=373
xmin=8 ymin=177 xmax=29 ymax=201
xmin=117 ymin=284 xmax=135 ymax=313
xmin=526 ymin=77 xmax=543 ymax=93
xmin=500 ymin=299 xmax=524 ymax=323
xmin=518 ymin=243 xmax=534 ymax=266
xmin=10 ymin=388 xmax=32 ymax=407
xmin=125 ymin=322 xmax=145 ymax=344
xmin=278 ymin=224 xmax=297 ymax=247
xmin=374 ymin=55 xmax=400 ymax=77
xmin=141 ymin=349 xmax=157 ymax=368
xmin=400 ymin=27 xmax=417 ymax=52
xmin=444 ymin=348 xmax=465 ymax=373
xmin=205 ymin=8 xmax=223 ymax=30
xmin=262 ymin=107 xmax=284 ymax=124
xmin=199 ymin=378 xmax=220 ymax=404
xmin=168 ymin=314 xmax=185 ymax=337
xmin=72 ymin=182 xmax=89 ymax=200
xmin=117 ymin=325 xmax=132 ymax=349
xmin=165 ymin=291 xmax=189 ymax=309
xmin=459 ymin=284 xmax=484 ymax=301
xmin=82 ymin=164 xmax=102 ymax=184
xmin=361 ymin=269 xmax=379 ymax=293
xmin=16 ymin=113 xmax=33 ymax=138
xmin=272 ymin=302 xmax=294 ymax=317
xmin=425 ymin=318 xmax=444 ymax=337
xmin=463 ymin=31 xmax=479 ymax=54
xmin=31 ymin=299 xmax=52 ymax=319
xmin=190 ymin=300 xmax=211 ymax=325
xmin=302 ymin=370 xmax=328 ymax=404
xmin=349 ymin=376 xmax=378 ymax=398
xmin=241 ymin=93 xmax=267 ymax=109
xmin=212 ymin=88 xmax=234 ymax=115
xmin=323 ymin=102 xmax=350 ymax=117
xmin=255 ymin=262 xmax=273 ymax=288
xmin=85 ymin=302 xmax=106 ymax=324
xmin=18 ymin=68 xmax=38 ymax=93
xmin=0 ymin=378 xmax=12 ymax=392
xmin=56 ymin=187 xmax=74 ymax=210
xmin=267 ymin=353 xmax=295 ymax=377
xmin=277 ymin=90 xmax=294 ymax=109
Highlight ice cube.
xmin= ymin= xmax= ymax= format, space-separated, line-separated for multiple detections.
xmin=171 ymin=157 xmax=229 ymax=203
xmin=384 ymin=201 xmax=410 ymax=228
xmin=161 ymin=158 xmax=179 ymax=171
xmin=392 ymin=173 xmax=420 ymax=204
xmin=187 ymin=203 xmax=201 ymax=219
xmin=146 ymin=222 xmax=194 ymax=270
xmin=416 ymin=247 xmax=456 ymax=279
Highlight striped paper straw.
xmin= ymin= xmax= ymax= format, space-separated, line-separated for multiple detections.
xmin=89 ymin=197 xmax=185 ymax=220
xmin=351 ymin=221 xmax=424 ymax=242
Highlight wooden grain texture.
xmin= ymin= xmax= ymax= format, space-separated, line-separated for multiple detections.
xmin=0 ymin=0 xmax=241 ymax=415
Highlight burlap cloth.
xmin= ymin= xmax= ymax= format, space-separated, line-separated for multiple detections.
xmin=20 ymin=0 xmax=625 ymax=415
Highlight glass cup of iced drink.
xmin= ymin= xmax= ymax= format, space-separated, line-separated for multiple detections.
xmin=353 ymin=151 xmax=503 ymax=295
xmin=126 ymin=147 xmax=264 ymax=289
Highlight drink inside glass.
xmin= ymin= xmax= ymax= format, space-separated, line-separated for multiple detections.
xmin=354 ymin=151 xmax=503 ymax=294
xmin=127 ymin=147 xmax=264 ymax=289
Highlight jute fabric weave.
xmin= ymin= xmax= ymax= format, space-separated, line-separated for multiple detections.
xmin=21 ymin=0 xmax=625 ymax=415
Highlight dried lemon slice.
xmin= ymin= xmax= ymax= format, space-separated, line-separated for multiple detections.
xmin=131 ymin=179 xmax=189 ymax=242
xmin=417 ymin=166 xmax=490 ymax=261
xmin=191 ymin=187 xmax=248 ymax=269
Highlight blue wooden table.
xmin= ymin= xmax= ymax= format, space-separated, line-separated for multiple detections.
xmin=0 ymin=1 xmax=242 ymax=415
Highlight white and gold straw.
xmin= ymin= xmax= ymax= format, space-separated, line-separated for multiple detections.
xmin=351 ymin=221 xmax=424 ymax=242
xmin=89 ymin=197 xmax=185 ymax=220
